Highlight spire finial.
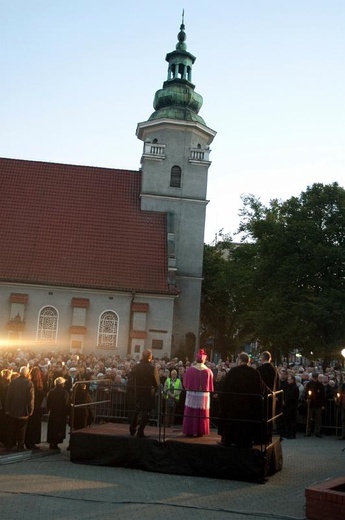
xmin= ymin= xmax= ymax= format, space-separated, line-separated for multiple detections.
xmin=176 ymin=11 xmax=187 ymax=50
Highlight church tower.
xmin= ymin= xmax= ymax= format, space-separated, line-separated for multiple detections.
xmin=136 ymin=15 xmax=216 ymax=352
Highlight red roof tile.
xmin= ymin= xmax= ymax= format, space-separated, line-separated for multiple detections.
xmin=0 ymin=158 xmax=175 ymax=295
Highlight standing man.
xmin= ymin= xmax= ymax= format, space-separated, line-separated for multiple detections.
xmin=64 ymin=366 xmax=77 ymax=393
xmin=257 ymin=351 xmax=279 ymax=393
xmin=276 ymin=368 xmax=289 ymax=437
xmin=5 ymin=366 xmax=34 ymax=451
xmin=129 ymin=350 xmax=159 ymax=438
xmin=283 ymin=374 xmax=300 ymax=439
xmin=219 ymin=352 xmax=265 ymax=448
xmin=257 ymin=350 xmax=279 ymax=443
xmin=338 ymin=380 xmax=345 ymax=440
xmin=163 ymin=369 xmax=182 ymax=428
xmin=305 ymin=372 xmax=326 ymax=437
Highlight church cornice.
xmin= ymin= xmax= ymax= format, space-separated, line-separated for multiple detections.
xmin=139 ymin=193 xmax=209 ymax=206
xmin=136 ymin=118 xmax=216 ymax=144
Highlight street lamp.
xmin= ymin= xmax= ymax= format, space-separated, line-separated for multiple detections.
xmin=341 ymin=348 xmax=345 ymax=369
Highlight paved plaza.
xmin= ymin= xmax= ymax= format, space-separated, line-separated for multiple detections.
xmin=1 ymin=428 xmax=344 ymax=520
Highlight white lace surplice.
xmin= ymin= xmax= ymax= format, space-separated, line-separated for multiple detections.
xmin=185 ymin=390 xmax=210 ymax=410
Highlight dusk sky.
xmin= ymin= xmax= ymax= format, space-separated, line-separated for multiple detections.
xmin=1 ymin=1 xmax=344 ymax=244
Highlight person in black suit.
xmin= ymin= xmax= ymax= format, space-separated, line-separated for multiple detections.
xmin=219 ymin=352 xmax=265 ymax=448
xmin=283 ymin=374 xmax=299 ymax=438
xmin=5 ymin=366 xmax=34 ymax=451
xmin=305 ymin=372 xmax=326 ymax=437
xmin=257 ymin=351 xmax=279 ymax=443
xmin=257 ymin=351 xmax=279 ymax=392
xmin=129 ymin=350 xmax=159 ymax=438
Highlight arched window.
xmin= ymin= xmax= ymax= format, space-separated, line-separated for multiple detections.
xmin=37 ymin=306 xmax=58 ymax=342
xmin=98 ymin=311 xmax=118 ymax=349
xmin=170 ymin=165 xmax=182 ymax=188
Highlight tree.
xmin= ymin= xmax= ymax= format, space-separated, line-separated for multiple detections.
xmin=200 ymin=243 xmax=230 ymax=358
xmin=238 ymin=183 xmax=345 ymax=359
xmin=200 ymin=241 xmax=257 ymax=359
xmin=201 ymin=183 xmax=345 ymax=363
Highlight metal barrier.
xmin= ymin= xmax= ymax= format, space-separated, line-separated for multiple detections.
xmin=160 ymin=388 xmax=283 ymax=449
xmin=70 ymin=379 xmax=112 ymax=434
xmin=93 ymin=382 xmax=128 ymax=423
xmin=70 ymin=380 xmax=162 ymax=428
xmin=70 ymin=382 xmax=342 ymax=440
xmin=295 ymin=397 xmax=342 ymax=435
xmin=322 ymin=398 xmax=342 ymax=435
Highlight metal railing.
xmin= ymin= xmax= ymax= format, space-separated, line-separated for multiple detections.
xmin=160 ymin=388 xmax=283 ymax=450
xmin=69 ymin=380 xmax=162 ymax=434
xmin=69 ymin=379 xmax=112 ymax=434
xmin=69 ymin=383 xmax=343 ymax=442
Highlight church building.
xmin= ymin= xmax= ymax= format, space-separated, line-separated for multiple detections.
xmin=0 ymin=19 xmax=216 ymax=359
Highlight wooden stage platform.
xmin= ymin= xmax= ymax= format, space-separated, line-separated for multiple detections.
xmin=69 ymin=423 xmax=283 ymax=483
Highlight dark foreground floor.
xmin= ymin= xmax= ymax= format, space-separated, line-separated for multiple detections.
xmin=1 ymin=423 xmax=344 ymax=520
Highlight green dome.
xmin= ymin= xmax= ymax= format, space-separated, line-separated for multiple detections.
xmin=148 ymin=17 xmax=206 ymax=125
xmin=149 ymin=82 xmax=205 ymax=124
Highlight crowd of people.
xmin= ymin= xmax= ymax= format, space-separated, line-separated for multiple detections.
xmin=0 ymin=347 xmax=344 ymax=452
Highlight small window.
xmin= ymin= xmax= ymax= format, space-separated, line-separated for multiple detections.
xmin=37 ymin=306 xmax=58 ymax=342
xmin=152 ymin=339 xmax=163 ymax=350
xmin=170 ymin=165 xmax=181 ymax=188
xmin=71 ymin=340 xmax=82 ymax=349
xmin=98 ymin=311 xmax=118 ymax=349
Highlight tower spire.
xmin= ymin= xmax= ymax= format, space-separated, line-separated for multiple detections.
xmin=148 ymin=16 xmax=205 ymax=124
xmin=176 ymin=10 xmax=187 ymax=52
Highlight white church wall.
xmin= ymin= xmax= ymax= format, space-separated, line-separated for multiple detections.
xmin=0 ymin=283 xmax=175 ymax=359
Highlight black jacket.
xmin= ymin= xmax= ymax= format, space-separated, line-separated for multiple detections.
xmin=219 ymin=364 xmax=265 ymax=424
xmin=218 ymin=364 xmax=265 ymax=446
xmin=47 ymin=384 xmax=70 ymax=443
xmin=131 ymin=360 xmax=159 ymax=411
xmin=5 ymin=375 xmax=34 ymax=419
xmin=306 ymin=379 xmax=326 ymax=408
xmin=257 ymin=363 xmax=279 ymax=392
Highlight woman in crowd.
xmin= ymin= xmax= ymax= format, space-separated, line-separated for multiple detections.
xmin=25 ymin=366 xmax=46 ymax=449
xmin=0 ymin=369 xmax=12 ymax=446
xmin=70 ymin=383 xmax=94 ymax=431
xmin=283 ymin=374 xmax=300 ymax=439
xmin=210 ymin=369 xmax=226 ymax=427
xmin=46 ymin=377 xmax=70 ymax=450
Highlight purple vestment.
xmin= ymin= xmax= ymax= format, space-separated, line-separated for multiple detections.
xmin=182 ymin=364 xmax=214 ymax=436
